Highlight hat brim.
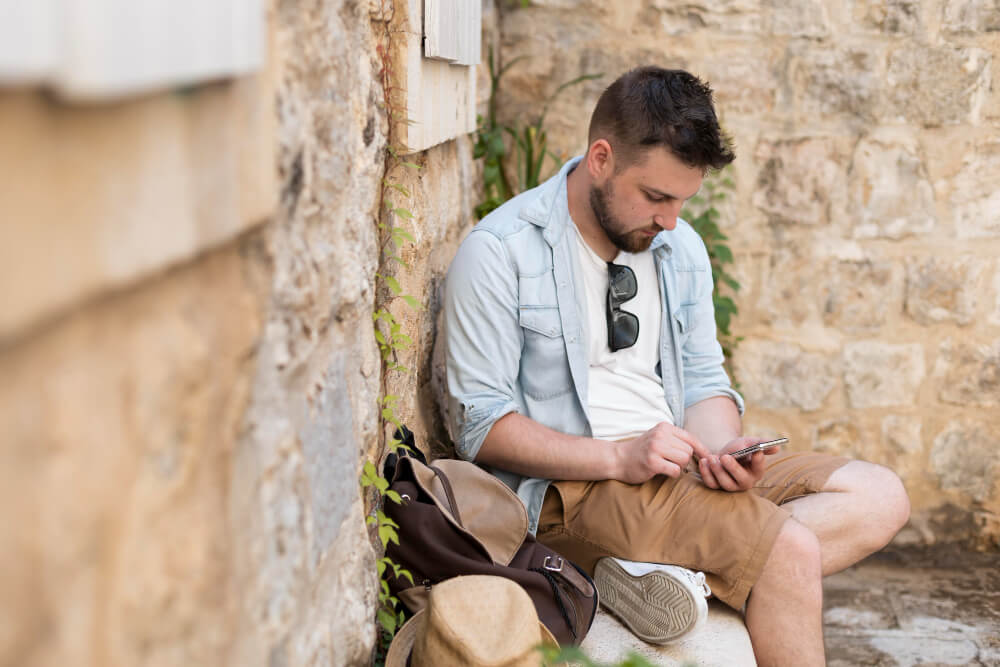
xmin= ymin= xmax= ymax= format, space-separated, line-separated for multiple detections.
xmin=384 ymin=610 xmax=560 ymax=667
xmin=384 ymin=609 xmax=426 ymax=667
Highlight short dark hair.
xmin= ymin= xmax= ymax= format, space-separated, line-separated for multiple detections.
xmin=588 ymin=67 xmax=735 ymax=171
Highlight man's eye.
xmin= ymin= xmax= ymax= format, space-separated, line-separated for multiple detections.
xmin=645 ymin=193 xmax=665 ymax=202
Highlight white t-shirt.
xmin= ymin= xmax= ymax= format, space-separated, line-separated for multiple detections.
xmin=570 ymin=222 xmax=675 ymax=441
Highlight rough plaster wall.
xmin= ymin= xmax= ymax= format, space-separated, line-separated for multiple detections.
xmin=228 ymin=0 xmax=387 ymax=665
xmin=0 ymin=0 xmax=489 ymax=665
xmin=0 ymin=242 xmax=263 ymax=667
xmin=498 ymin=0 xmax=1000 ymax=548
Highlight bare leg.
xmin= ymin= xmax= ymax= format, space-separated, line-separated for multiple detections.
xmin=746 ymin=518 xmax=825 ymax=667
xmin=782 ymin=461 xmax=910 ymax=576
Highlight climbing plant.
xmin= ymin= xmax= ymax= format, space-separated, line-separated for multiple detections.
xmin=473 ymin=46 xmax=601 ymax=218
xmin=683 ymin=167 xmax=742 ymax=368
xmin=362 ymin=1 xmax=423 ymax=663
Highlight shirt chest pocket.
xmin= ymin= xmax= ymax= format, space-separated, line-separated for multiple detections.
xmin=671 ymin=265 xmax=707 ymax=344
xmin=517 ymin=273 xmax=573 ymax=400
xmin=518 ymin=272 xmax=563 ymax=337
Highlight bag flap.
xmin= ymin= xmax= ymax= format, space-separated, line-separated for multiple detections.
xmin=410 ymin=458 xmax=529 ymax=566
xmin=398 ymin=585 xmax=429 ymax=616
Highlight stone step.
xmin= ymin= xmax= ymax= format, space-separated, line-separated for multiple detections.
xmin=580 ymin=601 xmax=756 ymax=666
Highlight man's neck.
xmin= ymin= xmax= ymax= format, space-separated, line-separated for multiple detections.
xmin=566 ymin=162 xmax=618 ymax=262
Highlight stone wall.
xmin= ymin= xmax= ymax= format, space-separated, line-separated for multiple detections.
xmin=0 ymin=1 xmax=489 ymax=666
xmin=498 ymin=0 xmax=1000 ymax=548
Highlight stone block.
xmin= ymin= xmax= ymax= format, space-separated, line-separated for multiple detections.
xmin=849 ymin=133 xmax=936 ymax=239
xmin=782 ymin=43 xmax=882 ymax=119
xmin=884 ymin=46 xmax=992 ymax=126
xmin=854 ymin=0 xmax=923 ymax=34
xmin=993 ymin=266 xmax=1000 ymax=326
xmin=0 ymin=76 xmax=276 ymax=343
xmin=949 ymin=140 xmax=1000 ymax=240
xmin=733 ymin=340 xmax=837 ymax=411
xmin=753 ymin=137 xmax=849 ymax=227
xmin=843 ymin=342 xmax=925 ymax=408
xmin=942 ymin=0 xmax=1000 ymax=33
xmin=646 ymin=0 xmax=763 ymax=35
xmin=813 ymin=417 xmax=865 ymax=458
xmin=0 ymin=244 xmax=262 ymax=667
xmin=931 ymin=421 xmax=1000 ymax=502
xmin=904 ymin=257 xmax=983 ymax=326
xmin=701 ymin=49 xmax=778 ymax=115
xmin=882 ymin=415 xmax=923 ymax=456
xmin=821 ymin=259 xmax=900 ymax=332
xmin=755 ymin=248 xmax=823 ymax=328
xmin=766 ymin=0 xmax=831 ymax=37
xmin=933 ymin=338 xmax=1000 ymax=407
xmin=581 ymin=605 xmax=756 ymax=666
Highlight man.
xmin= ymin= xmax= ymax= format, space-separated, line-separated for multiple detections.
xmin=441 ymin=67 xmax=909 ymax=666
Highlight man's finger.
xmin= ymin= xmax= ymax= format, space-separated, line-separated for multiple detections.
xmin=699 ymin=457 xmax=719 ymax=489
xmin=710 ymin=457 xmax=742 ymax=492
xmin=674 ymin=427 xmax=712 ymax=460
xmin=721 ymin=454 xmax=754 ymax=490
xmin=658 ymin=458 xmax=681 ymax=478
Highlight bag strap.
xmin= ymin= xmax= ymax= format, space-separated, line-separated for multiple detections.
xmin=428 ymin=464 xmax=464 ymax=528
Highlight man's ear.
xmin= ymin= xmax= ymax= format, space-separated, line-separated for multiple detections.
xmin=586 ymin=139 xmax=614 ymax=182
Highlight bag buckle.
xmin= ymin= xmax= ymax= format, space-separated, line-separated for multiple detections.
xmin=542 ymin=555 xmax=564 ymax=572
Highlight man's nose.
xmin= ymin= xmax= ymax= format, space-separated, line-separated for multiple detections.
xmin=653 ymin=213 xmax=679 ymax=231
xmin=654 ymin=201 xmax=684 ymax=230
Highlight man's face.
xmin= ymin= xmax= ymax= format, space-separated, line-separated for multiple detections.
xmin=588 ymin=147 xmax=705 ymax=253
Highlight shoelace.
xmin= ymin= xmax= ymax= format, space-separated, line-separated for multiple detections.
xmin=684 ymin=569 xmax=712 ymax=598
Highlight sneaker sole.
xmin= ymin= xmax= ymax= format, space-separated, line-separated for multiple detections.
xmin=594 ymin=558 xmax=700 ymax=644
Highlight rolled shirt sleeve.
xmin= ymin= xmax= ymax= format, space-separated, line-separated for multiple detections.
xmin=442 ymin=229 xmax=524 ymax=461
xmin=680 ymin=235 xmax=745 ymax=415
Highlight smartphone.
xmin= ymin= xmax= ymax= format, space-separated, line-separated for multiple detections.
xmin=730 ymin=437 xmax=788 ymax=461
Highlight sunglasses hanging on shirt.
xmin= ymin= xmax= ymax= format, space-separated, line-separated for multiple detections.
xmin=606 ymin=262 xmax=639 ymax=351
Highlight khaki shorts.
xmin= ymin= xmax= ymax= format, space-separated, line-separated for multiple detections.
xmin=536 ymin=451 xmax=850 ymax=610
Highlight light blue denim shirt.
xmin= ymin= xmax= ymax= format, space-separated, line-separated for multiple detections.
xmin=442 ymin=156 xmax=744 ymax=534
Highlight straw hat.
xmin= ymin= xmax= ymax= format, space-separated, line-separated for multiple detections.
xmin=384 ymin=575 xmax=559 ymax=667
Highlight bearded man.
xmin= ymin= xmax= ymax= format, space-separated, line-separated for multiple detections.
xmin=440 ymin=66 xmax=909 ymax=666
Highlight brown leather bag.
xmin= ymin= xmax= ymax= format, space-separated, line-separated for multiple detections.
xmin=383 ymin=441 xmax=598 ymax=646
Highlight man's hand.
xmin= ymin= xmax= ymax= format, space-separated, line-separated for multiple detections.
xmin=697 ymin=436 xmax=781 ymax=492
xmin=615 ymin=422 xmax=713 ymax=484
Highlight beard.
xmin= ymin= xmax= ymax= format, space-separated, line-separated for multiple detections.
xmin=589 ymin=179 xmax=659 ymax=254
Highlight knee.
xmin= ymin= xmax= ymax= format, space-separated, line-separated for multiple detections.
xmin=869 ymin=465 xmax=911 ymax=538
xmin=768 ymin=519 xmax=823 ymax=584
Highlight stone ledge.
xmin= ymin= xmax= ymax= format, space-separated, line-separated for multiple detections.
xmin=581 ymin=602 xmax=756 ymax=666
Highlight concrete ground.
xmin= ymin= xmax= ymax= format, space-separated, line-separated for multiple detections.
xmin=824 ymin=546 xmax=1000 ymax=667
xmin=581 ymin=545 xmax=999 ymax=666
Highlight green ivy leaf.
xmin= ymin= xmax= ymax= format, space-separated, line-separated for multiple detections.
xmin=714 ymin=244 xmax=734 ymax=264
xmin=393 ymin=207 xmax=414 ymax=219
xmin=400 ymin=295 xmax=422 ymax=310
xmin=393 ymin=227 xmax=416 ymax=243
xmin=386 ymin=253 xmax=409 ymax=268
xmin=383 ymin=276 xmax=402 ymax=294
xmin=379 ymin=524 xmax=400 ymax=547
xmin=377 ymin=608 xmax=397 ymax=634
xmin=385 ymin=489 xmax=403 ymax=504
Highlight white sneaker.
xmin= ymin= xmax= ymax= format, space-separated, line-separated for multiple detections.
xmin=593 ymin=557 xmax=711 ymax=644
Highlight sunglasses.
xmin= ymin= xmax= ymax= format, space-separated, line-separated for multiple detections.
xmin=606 ymin=262 xmax=639 ymax=351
